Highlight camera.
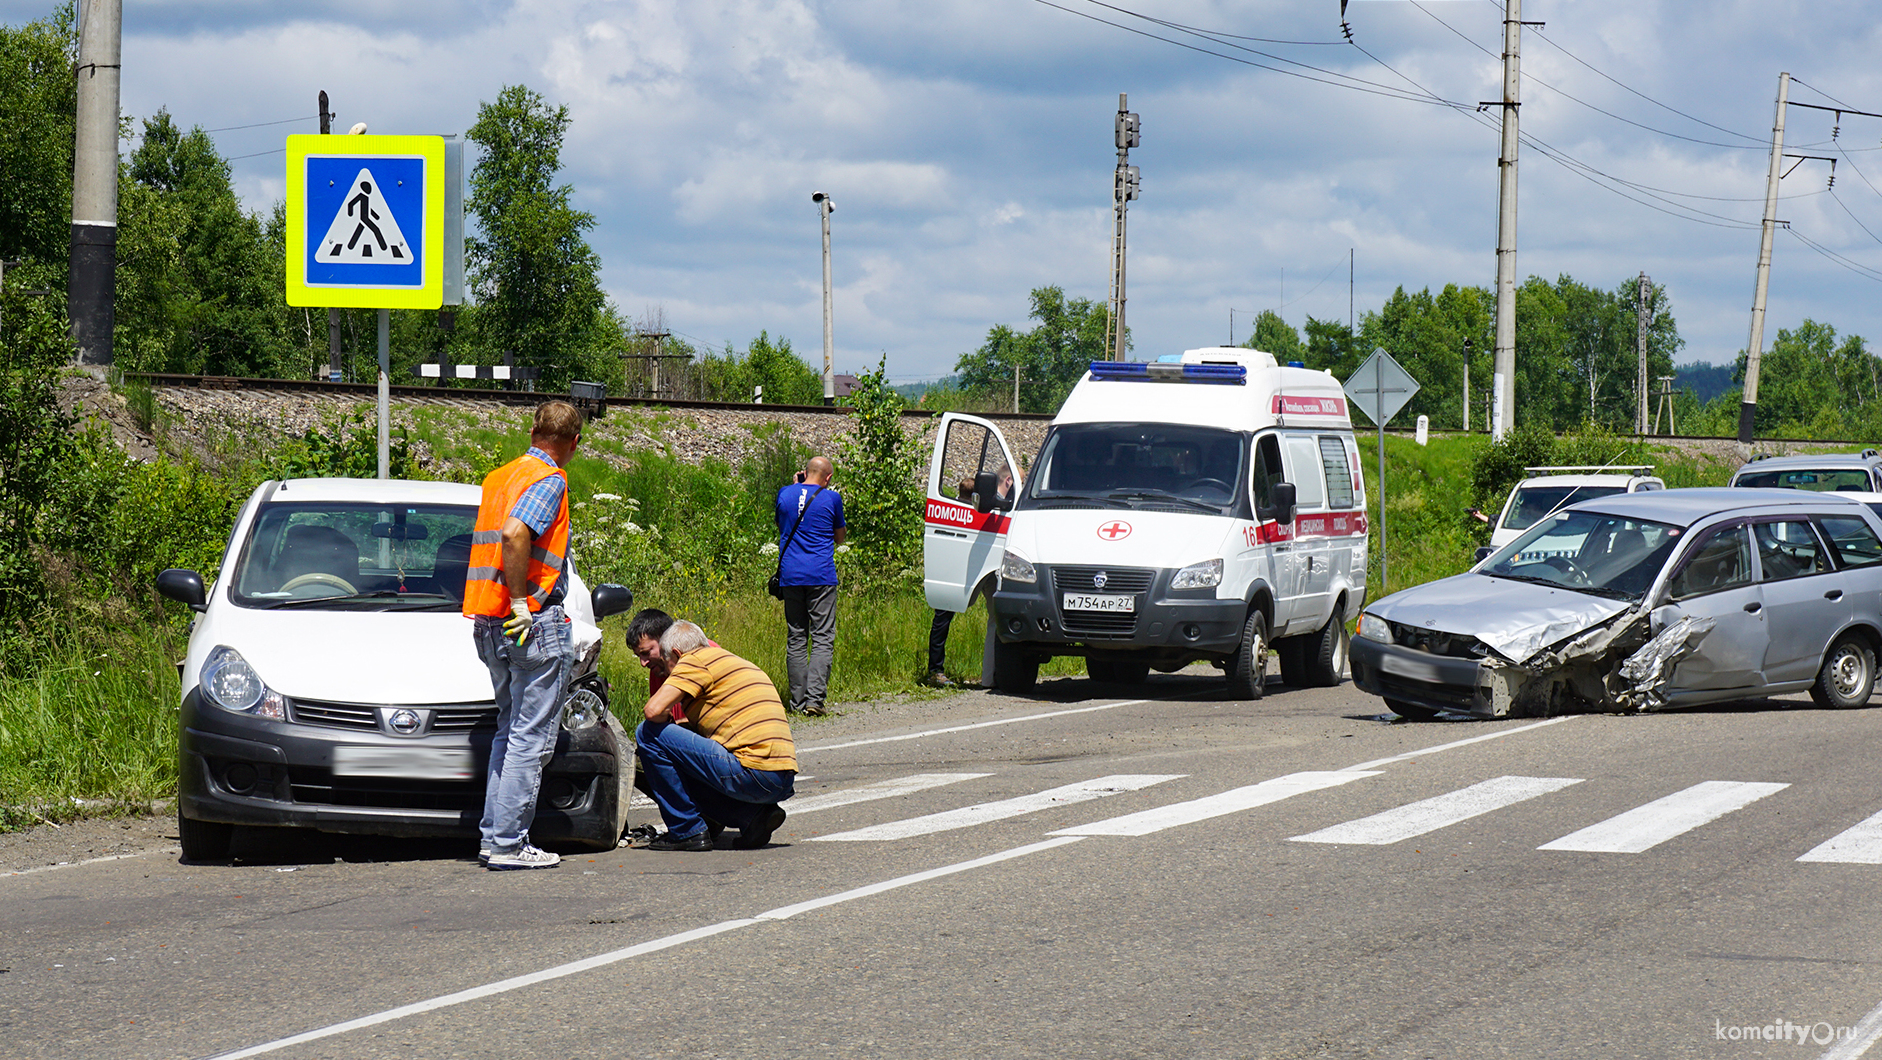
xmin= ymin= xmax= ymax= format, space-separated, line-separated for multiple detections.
xmin=795 ymin=472 xmax=806 ymax=483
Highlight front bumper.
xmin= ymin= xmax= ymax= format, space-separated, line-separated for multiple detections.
xmin=1349 ymin=636 xmax=1490 ymax=717
xmin=177 ymin=689 xmax=625 ymax=846
xmin=989 ymin=562 xmax=1246 ymax=663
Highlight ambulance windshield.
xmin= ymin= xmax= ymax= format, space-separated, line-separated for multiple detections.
xmin=1025 ymin=423 xmax=1247 ymax=514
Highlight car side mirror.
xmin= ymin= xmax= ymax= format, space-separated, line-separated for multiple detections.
xmin=1272 ymin=481 xmax=1297 ymax=525
xmin=158 ymin=568 xmax=207 ymax=612
xmin=1474 ymin=546 xmax=1495 ymax=563
xmin=973 ymin=471 xmax=1012 ymax=514
xmin=591 ymin=583 xmax=634 ymax=620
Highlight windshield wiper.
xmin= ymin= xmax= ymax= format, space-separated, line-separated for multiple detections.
xmin=1486 ymin=572 xmax=1638 ymax=601
xmin=1107 ymin=490 xmax=1222 ymax=513
xmin=1034 ymin=493 xmax=1132 ymax=509
xmin=260 ymin=590 xmax=450 ymax=610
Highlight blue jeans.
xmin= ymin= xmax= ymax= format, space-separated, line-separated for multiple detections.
xmin=635 ymin=720 xmax=795 ymax=839
xmin=475 ymin=607 xmax=573 ymax=854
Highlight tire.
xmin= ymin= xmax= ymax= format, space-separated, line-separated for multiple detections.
xmin=1225 ymin=609 xmax=1269 ymax=700
xmin=1274 ymin=636 xmax=1309 ymax=687
xmin=1385 ymin=699 xmax=1438 ymax=722
xmin=1810 ymin=635 xmax=1876 ymax=709
xmin=1086 ymin=657 xmax=1118 ymax=683
xmin=178 ymin=811 xmax=233 ymax=862
xmin=1301 ymin=613 xmax=1351 ymax=688
xmin=992 ymin=636 xmax=1039 ymax=694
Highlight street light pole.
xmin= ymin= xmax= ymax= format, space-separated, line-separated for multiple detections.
xmin=812 ymin=191 xmax=835 ymax=405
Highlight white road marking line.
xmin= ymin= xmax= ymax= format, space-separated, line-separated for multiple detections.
xmin=758 ymin=836 xmax=1087 ymax=919
xmin=1343 ymin=715 xmax=1577 ymax=771
xmin=1539 ymin=780 xmax=1790 ymax=853
xmin=1051 ymin=770 xmax=1381 ymax=837
xmin=811 ymin=774 xmax=1183 ymax=842
xmin=1815 ymin=992 xmax=1882 ymax=1059
xmin=1291 ymin=775 xmax=1584 ymax=846
xmin=798 ymin=700 xmax=1148 ymax=754
xmin=789 ymin=773 xmax=993 ymax=815
xmin=1798 ymin=807 xmax=1882 ymax=864
xmin=200 ymin=836 xmax=1086 ymax=1060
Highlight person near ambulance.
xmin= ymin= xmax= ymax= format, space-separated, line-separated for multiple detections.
xmin=463 ymin=400 xmax=583 ymax=871
xmin=775 ymin=455 xmax=846 ymax=715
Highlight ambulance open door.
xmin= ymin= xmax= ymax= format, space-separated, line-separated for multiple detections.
xmin=923 ymin=413 xmax=1021 ymax=614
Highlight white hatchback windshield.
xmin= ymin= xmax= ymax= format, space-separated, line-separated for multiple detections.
xmin=231 ymin=501 xmax=479 ymax=610
xmin=1483 ymin=510 xmax=1683 ymax=601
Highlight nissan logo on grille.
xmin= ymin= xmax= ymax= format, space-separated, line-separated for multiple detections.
xmin=388 ymin=709 xmax=422 ymax=735
xmin=1092 ymin=571 xmax=1108 ymax=589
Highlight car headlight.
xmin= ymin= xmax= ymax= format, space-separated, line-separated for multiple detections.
xmin=562 ymin=686 xmax=605 ymax=731
xmin=1000 ymin=550 xmax=1037 ymax=584
xmin=199 ymin=645 xmax=287 ymax=719
xmin=1356 ymin=613 xmax=1393 ymax=644
xmin=1170 ymin=558 xmax=1223 ymax=590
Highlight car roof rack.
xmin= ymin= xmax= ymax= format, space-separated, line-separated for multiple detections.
xmin=1520 ymin=465 xmax=1654 ymax=473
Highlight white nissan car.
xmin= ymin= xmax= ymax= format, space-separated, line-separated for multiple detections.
xmin=158 ymin=477 xmax=634 ymax=861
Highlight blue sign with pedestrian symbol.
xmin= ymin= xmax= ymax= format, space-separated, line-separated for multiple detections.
xmin=285 ymin=135 xmax=446 ymax=309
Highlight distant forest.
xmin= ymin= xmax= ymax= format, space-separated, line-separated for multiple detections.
xmin=1673 ymin=361 xmax=1736 ymax=405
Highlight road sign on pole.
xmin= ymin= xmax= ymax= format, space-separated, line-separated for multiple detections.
xmin=1343 ymin=348 xmax=1422 ymax=596
xmin=285 ymin=134 xmax=446 ymax=309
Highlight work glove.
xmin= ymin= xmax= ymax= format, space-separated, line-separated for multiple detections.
xmin=504 ymin=597 xmax=533 ymax=644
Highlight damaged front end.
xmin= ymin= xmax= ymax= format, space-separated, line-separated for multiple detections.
xmin=1476 ymin=608 xmax=1718 ymax=718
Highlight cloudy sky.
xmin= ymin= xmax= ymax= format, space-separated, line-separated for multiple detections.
xmin=14 ymin=0 xmax=1882 ymax=382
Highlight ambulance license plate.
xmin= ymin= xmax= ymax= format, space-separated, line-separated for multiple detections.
xmin=332 ymin=745 xmax=475 ymax=781
xmin=1062 ymin=592 xmax=1135 ymax=613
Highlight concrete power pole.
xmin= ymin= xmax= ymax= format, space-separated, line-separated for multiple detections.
xmin=1741 ymin=72 xmax=1790 ymax=445
xmin=1488 ymin=0 xmax=1525 ymax=440
xmin=1636 ymin=272 xmax=1652 ymax=435
xmin=69 ymin=0 xmax=122 ymax=369
xmin=813 ymin=192 xmax=834 ymax=405
xmin=321 ymin=91 xmax=343 ymax=382
xmin=1106 ymin=95 xmax=1140 ymax=362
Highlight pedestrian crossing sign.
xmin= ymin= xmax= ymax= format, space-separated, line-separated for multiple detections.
xmin=285 ymin=134 xmax=445 ymax=308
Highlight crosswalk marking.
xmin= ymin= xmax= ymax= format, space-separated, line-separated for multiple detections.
xmin=811 ymin=774 xmax=1184 ymax=842
xmin=1538 ymin=780 xmax=1790 ymax=853
xmin=1050 ymin=770 xmax=1381 ymax=837
xmin=1798 ymin=808 xmax=1882 ymax=864
xmin=788 ymin=773 xmax=993 ymax=816
xmin=1290 ymin=775 xmax=1584 ymax=846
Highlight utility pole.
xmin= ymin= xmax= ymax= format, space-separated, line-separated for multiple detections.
xmin=1635 ymin=272 xmax=1652 ymax=435
xmin=812 ymin=191 xmax=834 ymax=405
xmin=1485 ymin=0 xmax=1529 ymax=440
xmin=1106 ymin=94 xmax=1140 ymax=362
xmin=320 ymin=90 xmax=342 ymax=382
xmin=69 ymin=0 xmax=122 ymax=369
xmin=1013 ymin=361 xmax=1022 ymax=413
xmin=1741 ymin=72 xmax=1789 ymax=445
xmin=1462 ymin=336 xmax=1472 ymax=432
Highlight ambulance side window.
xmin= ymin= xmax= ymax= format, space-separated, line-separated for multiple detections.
xmin=1251 ymin=434 xmax=1284 ymax=518
xmin=1318 ymin=436 xmax=1355 ymax=509
xmin=1285 ymin=436 xmax=1326 ymax=509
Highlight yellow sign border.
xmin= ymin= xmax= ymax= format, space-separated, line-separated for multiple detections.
xmin=285 ymin=134 xmax=445 ymax=309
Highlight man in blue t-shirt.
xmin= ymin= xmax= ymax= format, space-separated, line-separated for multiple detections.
xmin=775 ymin=455 xmax=847 ymax=715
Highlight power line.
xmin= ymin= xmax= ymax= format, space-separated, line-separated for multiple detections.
xmin=1787 ymin=227 xmax=1882 ymax=283
xmin=204 ymin=114 xmax=318 ymax=133
xmin=226 ymin=147 xmax=288 ymax=161
xmin=1828 ymin=188 xmax=1882 ymax=248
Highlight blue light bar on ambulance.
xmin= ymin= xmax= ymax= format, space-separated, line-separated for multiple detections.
xmin=1087 ymin=361 xmax=1247 ymax=385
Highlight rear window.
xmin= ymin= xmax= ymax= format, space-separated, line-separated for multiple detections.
xmin=1734 ymin=468 xmax=1873 ymax=491
xmin=1501 ymin=485 xmax=1625 ymax=531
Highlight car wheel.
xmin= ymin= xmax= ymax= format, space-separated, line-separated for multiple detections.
xmin=1302 ymin=614 xmax=1350 ymax=688
xmin=1385 ymin=699 xmax=1438 ymax=722
xmin=1086 ymin=657 xmax=1117 ymax=683
xmin=1225 ymin=609 xmax=1269 ymax=700
xmin=1274 ymin=636 xmax=1308 ymax=687
xmin=992 ymin=637 xmax=1039 ymax=694
xmin=178 ymin=811 xmax=233 ymax=862
xmin=1810 ymin=635 xmax=1876 ymax=710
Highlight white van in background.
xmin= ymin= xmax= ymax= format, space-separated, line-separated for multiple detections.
xmin=923 ymin=347 xmax=1369 ymax=698
xmin=1486 ymin=466 xmax=1665 ymax=551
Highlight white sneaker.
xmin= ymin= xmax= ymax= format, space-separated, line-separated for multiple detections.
xmin=477 ymin=848 xmax=492 ymax=865
xmin=485 ymin=844 xmax=560 ymax=870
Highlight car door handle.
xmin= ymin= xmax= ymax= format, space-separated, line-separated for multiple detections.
xmin=1826 ymin=589 xmax=1845 ymax=600
xmin=1743 ymin=601 xmax=1762 ymax=613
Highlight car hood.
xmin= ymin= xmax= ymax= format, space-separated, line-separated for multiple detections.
xmin=1006 ymin=507 xmax=1234 ymax=568
xmin=1368 ymin=573 xmax=1633 ymax=664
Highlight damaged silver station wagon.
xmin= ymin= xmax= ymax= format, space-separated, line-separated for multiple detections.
xmin=1351 ymin=489 xmax=1882 ymax=719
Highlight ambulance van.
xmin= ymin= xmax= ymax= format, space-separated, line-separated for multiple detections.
xmin=923 ymin=347 xmax=1369 ymax=697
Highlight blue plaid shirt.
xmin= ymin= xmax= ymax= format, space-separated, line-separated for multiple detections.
xmin=509 ymin=447 xmax=568 ymax=604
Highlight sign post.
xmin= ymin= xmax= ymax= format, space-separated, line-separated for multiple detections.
xmin=285 ymin=134 xmax=452 ymax=478
xmin=1342 ymin=348 xmax=1421 ymax=594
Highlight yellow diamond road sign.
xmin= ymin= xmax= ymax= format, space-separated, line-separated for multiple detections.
xmin=285 ymin=134 xmax=445 ymax=309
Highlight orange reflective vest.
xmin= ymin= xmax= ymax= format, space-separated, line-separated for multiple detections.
xmin=461 ymin=453 xmax=570 ymax=618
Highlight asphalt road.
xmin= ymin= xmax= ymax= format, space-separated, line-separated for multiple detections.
xmin=8 ymin=673 xmax=1882 ymax=1060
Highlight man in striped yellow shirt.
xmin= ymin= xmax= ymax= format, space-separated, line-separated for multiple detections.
xmin=637 ymin=620 xmax=797 ymax=851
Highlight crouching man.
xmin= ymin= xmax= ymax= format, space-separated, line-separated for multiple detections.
xmin=636 ymin=621 xmax=795 ymax=851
